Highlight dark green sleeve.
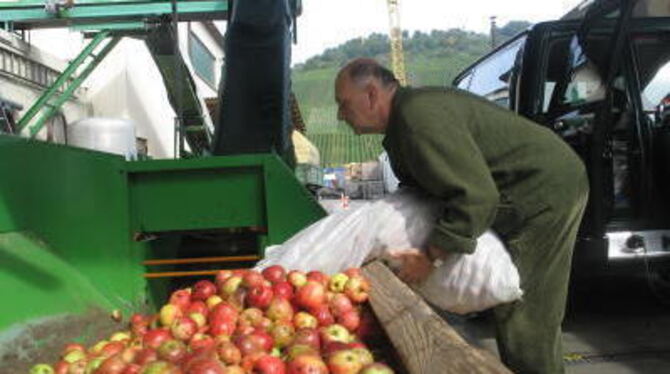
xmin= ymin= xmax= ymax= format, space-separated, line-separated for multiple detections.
xmin=400 ymin=99 xmax=499 ymax=254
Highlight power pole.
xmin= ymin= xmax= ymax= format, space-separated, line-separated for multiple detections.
xmin=490 ymin=16 xmax=497 ymax=49
xmin=387 ymin=0 xmax=407 ymax=85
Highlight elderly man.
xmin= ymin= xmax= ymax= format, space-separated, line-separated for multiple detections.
xmin=334 ymin=58 xmax=589 ymax=374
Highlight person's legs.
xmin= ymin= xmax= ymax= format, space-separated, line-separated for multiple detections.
xmin=493 ymin=195 xmax=587 ymax=373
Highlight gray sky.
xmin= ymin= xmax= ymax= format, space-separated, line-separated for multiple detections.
xmin=292 ymin=0 xmax=585 ymax=63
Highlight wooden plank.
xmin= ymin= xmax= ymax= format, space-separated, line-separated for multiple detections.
xmin=363 ymin=261 xmax=512 ymax=374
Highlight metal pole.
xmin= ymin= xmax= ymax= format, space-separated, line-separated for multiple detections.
xmin=490 ymin=16 xmax=497 ymax=49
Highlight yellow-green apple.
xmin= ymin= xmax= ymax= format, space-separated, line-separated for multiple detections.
xmin=293 ymin=312 xmax=318 ymax=329
xmin=266 ymin=297 xmax=295 ymax=322
xmin=327 ymin=349 xmax=364 ymax=374
xmin=360 ymin=363 xmax=395 ymax=374
xmin=328 ymin=273 xmax=349 ymax=293
xmin=287 ymin=271 xmax=308 ymax=288
xmin=319 ymin=324 xmax=351 ymax=345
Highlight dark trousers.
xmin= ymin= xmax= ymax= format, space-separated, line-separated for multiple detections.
xmin=494 ymin=181 xmax=589 ymax=374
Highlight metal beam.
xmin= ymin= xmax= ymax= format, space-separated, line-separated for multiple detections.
xmin=0 ymin=0 xmax=227 ymax=30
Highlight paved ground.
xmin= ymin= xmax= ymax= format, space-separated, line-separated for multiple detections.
xmin=445 ymin=272 xmax=670 ymax=373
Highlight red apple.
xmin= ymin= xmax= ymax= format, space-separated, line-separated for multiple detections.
xmin=295 ymin=281 xmax=326 ymax=310
xmin=310 ymin=305 xmax=335 ymax=327
xmin=98 ymin=341 xmax=126 ymax=359
xmin=254 ymin=355 xmax=286 ymax=374
xmin=307 ymin=271 xmax=329 ymax=286
xmin=192 ymin=280 xmax=217 ymax=301
xmin=247 ymin=284 xmax=274 ymax=309
xmin=54 ymin=361 xmax=69 ymax=374
xmin=292 ymin=328 xmax=321 ymax=350
xmin=187 ymin=300 xmax=209 ymax=317
xmin=168 ymin=289 xmax=191 ymax=311
xmin=337 ymin=310 xmax=361 ymax=332
xmin=344 ymin=276 xmax=370 ymax=303
xmin=234 ymin=334 xmax=265 ymax=356
xmin=210 ymin=302 xmax=239 ymax=324
xmin=243 ymin=271 xmax=266 ymax=289
xmin=183 ymin=358 xmax=226 ymax=374
xmin=286 ymin=354 xmax=328 ymax=374
xmin=189 ymin=333 xmax=216 ymax=351
xmin=208 ymin=319 xmax=235 ymax=337
xmin=262 ymin=265 xmax=287 ymax=284
xmin=133 ymin=348 xmax=158 ymax=366
xmin=142 ymin=329 xmax=171 ymax=350
xmin=272 ymin=281 xmax=294 ymax=300
xmin=329 ymin=294 xmax=354 ymax=317
xmin=121 ymin=364 xmax=140 ymax=374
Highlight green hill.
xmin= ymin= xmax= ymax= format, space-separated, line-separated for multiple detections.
xmin=292 ymin=23 xmax=530 ymax=167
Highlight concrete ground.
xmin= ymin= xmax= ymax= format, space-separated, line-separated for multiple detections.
xmin=444 ymin=272 xmax=670 ymax=373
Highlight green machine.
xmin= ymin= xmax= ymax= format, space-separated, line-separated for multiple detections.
xmin=0 ymin=0 xmax=324 ymax=370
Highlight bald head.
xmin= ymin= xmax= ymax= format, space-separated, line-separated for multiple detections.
xmin=336 ymin=58 xmax=399 ymax=89
xmin=334 ymin=58 xmax=399 ymax=135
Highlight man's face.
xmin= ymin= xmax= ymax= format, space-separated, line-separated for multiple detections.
xmin=335 ymin=75 xmax=378 ymax=134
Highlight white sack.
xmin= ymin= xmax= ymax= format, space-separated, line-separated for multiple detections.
xmin=256 ymin=190 xmax=523 ymax=314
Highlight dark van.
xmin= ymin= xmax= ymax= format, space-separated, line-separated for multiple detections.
xmin=452 ymin=0 xmax=670 ymax=291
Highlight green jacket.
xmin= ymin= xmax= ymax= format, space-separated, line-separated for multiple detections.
xmin=383 ymin=87 xmax=587 ymax=254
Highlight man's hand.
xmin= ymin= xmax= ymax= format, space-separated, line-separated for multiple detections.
xmin=387 ymin=248 xmax=433 ymax=284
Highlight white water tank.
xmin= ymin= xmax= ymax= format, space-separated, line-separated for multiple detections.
xmin=67 ymin=117 xmax=137 ymax=160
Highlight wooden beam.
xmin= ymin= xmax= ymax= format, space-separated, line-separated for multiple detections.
xmin=362 ymin=261 xmax=512 ymax=374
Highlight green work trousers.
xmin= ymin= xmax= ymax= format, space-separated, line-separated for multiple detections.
xmin=493 ymin=181 xmax=589 ymax=374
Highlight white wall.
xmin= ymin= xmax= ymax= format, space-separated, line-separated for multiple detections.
xmin=27 ymin=23 xmax=225 ymax=158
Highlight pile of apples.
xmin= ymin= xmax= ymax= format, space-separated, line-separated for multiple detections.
xmin=30 ymin=265 xmax=395 ymax=374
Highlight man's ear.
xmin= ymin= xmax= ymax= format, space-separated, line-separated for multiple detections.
xmin=367 ymin=83 xmax=377 ymax=109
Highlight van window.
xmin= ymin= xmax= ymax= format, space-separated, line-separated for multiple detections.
xmin=461 ymin=36 xmax=526 ymax=108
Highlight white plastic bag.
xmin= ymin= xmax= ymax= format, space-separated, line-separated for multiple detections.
xmin=256 ymin=190 xmax=523 ymax=314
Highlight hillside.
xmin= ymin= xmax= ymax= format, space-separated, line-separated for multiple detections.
xmin=292 ymin=22 xmax=530 ymax=167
